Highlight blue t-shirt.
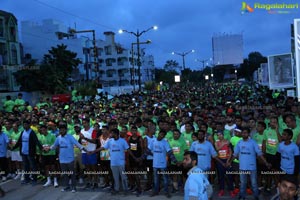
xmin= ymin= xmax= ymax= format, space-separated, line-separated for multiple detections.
xmin=184 ymin=166 xmax=209 ymax=200
xmin=233 ymin=138 xmax=262 ymax=171
xmin=21 ymin=129 xmax=31 ymax=155
xmin=145 ymin=135 xmax=156 ymax=160
xmin=278 ymin=141 xmax=299 ymax=174
xmin=103 ymin=137 xmax=129 ymax=166
xmin=149 ymin=138 xmax=171 ymax=168
xmin=51 ymin=134 xmax=83 ymax=163
xmin=190 ymin=141 xmax=217 ymax=171
xmin=0 ymin=132 xmax=9 ymax=157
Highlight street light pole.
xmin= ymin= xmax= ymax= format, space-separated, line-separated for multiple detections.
xmin=131 ymin=40 xmax=151 ymax=91
xmin=119 ymin=26 xmax=157 ymax=91
xmin=172 ymin=50 xmax=195 ymax=70
xmin=195 ymin=58 xmax=209 ymax=70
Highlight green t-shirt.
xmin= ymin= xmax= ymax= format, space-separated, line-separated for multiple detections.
xmin=252 ymin=132 xmax=264 ymax=150
xmin=165 ymin=130 xmax=174 ymax=142
xmin=67 ymin=123 xmax=75 ymax=135
xmin=168 ymin=137 xmax=188 ymax=163
xmin=263 ymin=128 xmax=279 ymax=155
xmin=40 ymin=133 xmax=56 ymax=156
xmin=36 ymin=133 xmax=44 ymax=155
xmin=4 ymin=100 xmax=15 ymax=112
xmin=278 ymin=116 xmax=287 ymax=134
xmin=138 ymin=126 xmax=146 ymax=137
xmin=230 ymin=136 xmax=242 ymax=163
xmin=291 ymin=126 xmax=300 ymax=143
xmin=3 ymin=128 xmax=13 ymax=138
xmin=15 ymin=99 xmax=25 ymax=111
xmin=182 ymin=132 xmax=193 ymax=148
xmin=10 ymin=131 xmax=21 ymax=151
xmin=296 ymin=116 xmax=300 ymax=127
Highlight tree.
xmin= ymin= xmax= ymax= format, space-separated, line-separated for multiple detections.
xmin=154 ymin=68 xmax=178 ymax=85
xmin=239 ymin=52 xmax=267 ymax=80
xmin=14 ymin=44 xmax=81 ymax=93
xmin=13 ymin=59 xmax=44 ymax=92
xmin=163 ymin=60 xmax=180 ymax=71
xmin=41 ymin=44 xmax=81 ymax=94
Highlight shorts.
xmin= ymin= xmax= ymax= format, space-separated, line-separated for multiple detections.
xmin=42 ymin=155 xmax=57 ymax=166
xmin=82 ymin=153 xmax=97 ymax=165
xmin=11 ymin=151 xmax=22 ymax=162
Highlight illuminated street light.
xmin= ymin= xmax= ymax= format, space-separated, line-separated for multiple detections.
xmin=172 ymin=49 xmax=195 ymax=70
xmin=119 ymin=26 xmax=158 ymax=91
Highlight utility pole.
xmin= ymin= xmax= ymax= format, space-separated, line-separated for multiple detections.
xmin=69 ymin=29 xmax=98 ymax=80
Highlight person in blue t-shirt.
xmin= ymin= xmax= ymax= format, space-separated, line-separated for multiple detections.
xmin=147 ymin=130 xmax=178 ymax=198
xmin=227 ymin=127 xmax=271 ymax=200
xmin=277 ymin=129 xmax=299 ymax=175
xmin=49 ymin=121 xmax=86 ymax=193
xmin=189 ymin=129 xmax=224 ymax=172
xmin=0 ymin=124 xmax=9 ymax=181
xmin=183 ymin=151 xmax=210 ymax=200
xmin=95 ymin=128 xmax=137 ymax=195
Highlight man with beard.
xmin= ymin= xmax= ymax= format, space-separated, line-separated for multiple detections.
xmin=271 ymin=175 xmax=299 ymax=200
xmin=183 ymin=151 xmax=210 ymax=200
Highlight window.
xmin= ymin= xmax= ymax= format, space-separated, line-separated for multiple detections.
xmin=11 ymin=44 xmax=18 ymax=65
xmin=0 ymin=18 xmax=4 ymax=38
xmin=104 ymin=46 xmax=112 ymax=55
xmin=10 ymin=27 xmax=16 ymax=41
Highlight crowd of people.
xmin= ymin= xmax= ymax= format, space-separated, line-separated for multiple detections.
xmin=0 ymin=81 xmax=300 ymax=200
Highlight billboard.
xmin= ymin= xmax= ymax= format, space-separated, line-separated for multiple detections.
xmin=268 ymin=53 xmax=294 ymax=89
xmin=260 ymin=63 xmax=269 ymax=86
xmin=212 ymin=34 xmax=243 ymax=65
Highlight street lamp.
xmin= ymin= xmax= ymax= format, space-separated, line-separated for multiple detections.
xmin=131 ymin=40 xmax=151 ymax=91
xmin=119 ymin=26 xmax=158 ymax=91
xmin=195 ymin=58 xmax=209 ymax=71
xmin=172 ymin=49 xmax=195 ymax=70
xmin=235 ymin=69 xmax=238 ymax=81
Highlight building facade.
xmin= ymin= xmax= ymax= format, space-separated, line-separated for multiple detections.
xmin=0 ymin=10 xmax=22 ymax=91
xmin=21 ymin=19 xmax=155 ymax=89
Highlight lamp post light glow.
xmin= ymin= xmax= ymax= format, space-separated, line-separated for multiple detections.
xmin=172 ymin=49 xmax=195 ymax=70
xmin=205 ymin=75 xmax=209 ymax=80
xmin=235 ymin=69 xmax=237 ymax=81
xmin=174 ymin=75 xmax=181 ymax=83
xmin=119 ymin=26 xmax=158 ymax=91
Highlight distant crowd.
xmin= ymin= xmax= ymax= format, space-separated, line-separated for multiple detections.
xmin=0 ymin=81 xmax=299 ymax=199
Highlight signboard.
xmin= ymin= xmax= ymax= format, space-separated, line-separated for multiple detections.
xmin=268 ymin=53 xmax=294 ymax=89
xmin=260 ymin=63 xmax=269 ymax=86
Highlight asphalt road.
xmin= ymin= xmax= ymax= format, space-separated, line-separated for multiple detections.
xmin=0 ymin=178 xmax=276 ymax=200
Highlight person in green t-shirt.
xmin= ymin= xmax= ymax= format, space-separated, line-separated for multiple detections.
xmin=10 ymin=122 xmax=23 ymax=180
xmin=14 ymin=93 xmax=25 ymax=112
xmin=182 ymin=122 xmax=194 ymax=148
xmin=262 ymin=117 xmax=281 ymax=192
xmin=285 ymin=114 xmax=300 ymax=145
xmin=39 ymin=125 xmax=59 ymax=188
xmin=3 ymin=95 xmax=15 ymax=113
xmin=168 ymin=129 xmax=188 ymax=193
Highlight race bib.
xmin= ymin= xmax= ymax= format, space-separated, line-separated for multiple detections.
xmin=130 ymin=143 xmax=137 ymax=151
xmin=172 ymin=147 xmax=180 ymax=154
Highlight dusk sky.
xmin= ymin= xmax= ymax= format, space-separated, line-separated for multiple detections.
xmin=2 ymin=0 xmax=299 ymax=70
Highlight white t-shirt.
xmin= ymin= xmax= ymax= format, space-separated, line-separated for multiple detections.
xmin=80 ymin=127 xmax=96 ymax=152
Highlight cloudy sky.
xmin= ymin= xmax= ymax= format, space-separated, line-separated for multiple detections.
xmin=2 ymin=0 xmax=299 ymax=70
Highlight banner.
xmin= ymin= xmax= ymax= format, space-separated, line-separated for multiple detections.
xmin=260 ymin=63 xmax=269 ymax=86
xmin=268 ymin=53 xmax=294 ymax=89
